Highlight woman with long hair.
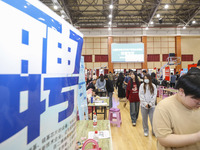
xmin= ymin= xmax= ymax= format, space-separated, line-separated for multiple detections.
xmin=139 ymin=74 xmax=157 ymax=136
xmin=96 ymin=74 xmax=106 ymax=91
xmin=126 ymin=72 xmax=140 ymax=126
xmin=116 ymin=72 xmax=125 ymax=99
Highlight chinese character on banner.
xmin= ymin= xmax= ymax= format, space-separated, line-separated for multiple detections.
xmin=0 ymin=0 xmax=83 ymax=149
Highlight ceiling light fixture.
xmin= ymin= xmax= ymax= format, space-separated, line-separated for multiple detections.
xmin=156 ymin=14 xmax=160 ymax=18
xmin=164 ymin=4 xmax=169 ymax=9
xmin=159 ymin=18 xmax=163 ymax=24
xmin=150 ymin=21 xmax=154 ymax=24
xmin=109 ymin=5 xmax=113 ymax=9
xmin=145 ymin=27 xmax=149 ymax=30
xmin=54 ymin=5 xmax=58 ymax=10
xmin=192 ymin=20 xmax=196 ymax=24
xmin=183 ymin=26 xmax=186 ymax=29
xmin=109 ymin=14 xmax=112 ymax=18
xmin=108 ymin=27 xmax=111 ymax=30
xmin=108 ymin=21 xmax=112 ymax=25
xmin=61 ymin=15 xmax=65 ymax=18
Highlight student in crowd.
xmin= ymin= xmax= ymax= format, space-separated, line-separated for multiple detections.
xmin=151 ymin=72 xmax=159 ymax=105
xmin=113 ymin=72 xmax=118 ymax=89
xmin=170 ymin=73 xmax=176 ymax=88
xmin=86 ymin=79 xmax=96 ymax=91
xmin=123 ymin=71 xmax=131 ymax=91
xmin=188 ymin=59 xmax=200 ymax=73
xmin=126 ymin=72 xmax=140 ymax=126
xmin=96 ymin=74 xmax=106 ymax=91
xmin=116 ymin=73 xmax=126 ymax=100
xmin=141 ymin=70 xmax=147 ymax=79
xmin=151 ymin=72 xmax=159 ymax=87
xmin=93 ymin=73 xmax=97 ymax=80
xmin=162 ymin=79 xmax=169 ymax=87
xmin=123 ymin=70 xmax=133 ymax=105
xmin=104 ymin=74 xmax=114 ymax=108
xmin=139 ymin=74 xmax=157 ymax=137
xmin=86 ymin=76 xmax=92 ymax=85
xmin=108 ymin=71 xmax=114 ymax=85
xmin=175 ymin=72 xmax=180 ymax=81
xmin=153 ymin=70 xmax=200 ymax=150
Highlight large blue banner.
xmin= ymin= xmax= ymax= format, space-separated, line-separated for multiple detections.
xmin=0 ymin=0 xmax=83 ymax=149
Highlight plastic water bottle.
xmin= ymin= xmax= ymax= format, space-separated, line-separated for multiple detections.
xmin=93 ymin=112 xmax=97 ymax=127
xmin=91 ymin=96 xmax=93 ymax=103
xmin=93 ymin=130 xmax=99 ymax=149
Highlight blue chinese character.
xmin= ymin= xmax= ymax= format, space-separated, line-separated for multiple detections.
xmin=0 ymin=75 xmax=46 ymax=144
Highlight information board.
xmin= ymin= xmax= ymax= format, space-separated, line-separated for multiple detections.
xmin=111 ymin=43 xmax=144 ymax=62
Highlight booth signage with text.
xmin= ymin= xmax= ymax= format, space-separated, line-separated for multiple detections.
xmin=0 ymin=0 xmax=83 ymax=149
xmin=165 ymin=66 xmax=170 ymax=81
xmin=77 ymin=56 xmax=88 ymax=120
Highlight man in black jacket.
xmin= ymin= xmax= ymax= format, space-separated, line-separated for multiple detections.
xmin=104 ymin=74 xmax=114 ymax=108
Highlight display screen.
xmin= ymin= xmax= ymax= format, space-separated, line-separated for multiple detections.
xmin=111 ymin=43 xmax=144 ymax=62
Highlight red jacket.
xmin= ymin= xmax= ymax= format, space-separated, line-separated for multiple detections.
xmin=126 ymin=80 xmax=140 ymax=103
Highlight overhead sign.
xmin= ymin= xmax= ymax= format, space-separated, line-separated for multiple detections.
xmin=111 ymin=43 xmax=144 ymax=62
xmin=0 ymin=0 xmax=83 ymax=149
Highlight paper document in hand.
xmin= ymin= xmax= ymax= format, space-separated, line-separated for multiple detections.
xmin=88 ymin=130 xmax=110 ymax=139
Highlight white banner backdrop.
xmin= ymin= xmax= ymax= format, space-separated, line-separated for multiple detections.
xmin=0 ymin=0 xmax=83 ymax=149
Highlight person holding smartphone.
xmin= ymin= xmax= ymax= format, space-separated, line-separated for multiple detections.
xmin=139 ymin=74 xmax=157 ymax=137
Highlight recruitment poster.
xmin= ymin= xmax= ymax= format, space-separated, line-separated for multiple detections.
xmin=77 ymin=56 xmax=88 ymax=120
xmin=0 ymin=0 xmax=83 ymax=149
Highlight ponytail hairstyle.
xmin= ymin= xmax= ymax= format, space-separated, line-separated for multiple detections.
xmin=143 ymin=74 xmax=154 ymax=94
xmin=130 ymin=72 xmax=140 ymax=90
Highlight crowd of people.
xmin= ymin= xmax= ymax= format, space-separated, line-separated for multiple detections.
xmin=86 ymin=70 xmax=158 ymax=136
xmin=85 ymin=59 xmax=200 ymax=150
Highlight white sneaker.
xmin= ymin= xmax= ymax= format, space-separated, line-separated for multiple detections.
xmin=144 ymin=133 xmax=148 ymax=137
xmin=132 ymin=123 xmax=136 ymax=126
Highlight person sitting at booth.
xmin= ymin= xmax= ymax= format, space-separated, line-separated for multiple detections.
xmin=86 ymin=79 xmax=96 ymax=91
xmin=153 ymin=70 xmax=200 ymax=150
xmin=96 ymin=74 xmax=106 ymax=91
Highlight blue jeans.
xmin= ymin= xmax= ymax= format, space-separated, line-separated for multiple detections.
xmin=130 ymin=102 xmax=140 ymax=123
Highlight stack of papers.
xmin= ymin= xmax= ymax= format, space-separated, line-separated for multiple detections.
xmin=88 ymin=130 xmax=110 ymax=139
xmin=99 ymin=97 xmax=109 ymax=99
xmin=94 ymin=100 xmax=104 ymax=103
xmin=95 ymin=103 xmax=107 ymax=106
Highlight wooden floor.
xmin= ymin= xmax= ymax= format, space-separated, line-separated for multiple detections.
xmin=95 ymin=89 xmax=158 ymax=150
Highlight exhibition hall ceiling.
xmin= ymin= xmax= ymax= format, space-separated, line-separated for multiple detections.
xmin=40 ymin=0 xmax=200 ymax=28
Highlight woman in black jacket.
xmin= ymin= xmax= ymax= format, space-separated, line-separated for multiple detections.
xmin=116 ymin=73 xmax=126 ymax=99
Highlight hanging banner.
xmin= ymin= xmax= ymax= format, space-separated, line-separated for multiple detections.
xmin=165 ymin=66 xmax=170 ymax=81
xmin=0 ymin=0 xmax=83 ymax=150
xmin=77 ymin=56 xmax=88 ymax=120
